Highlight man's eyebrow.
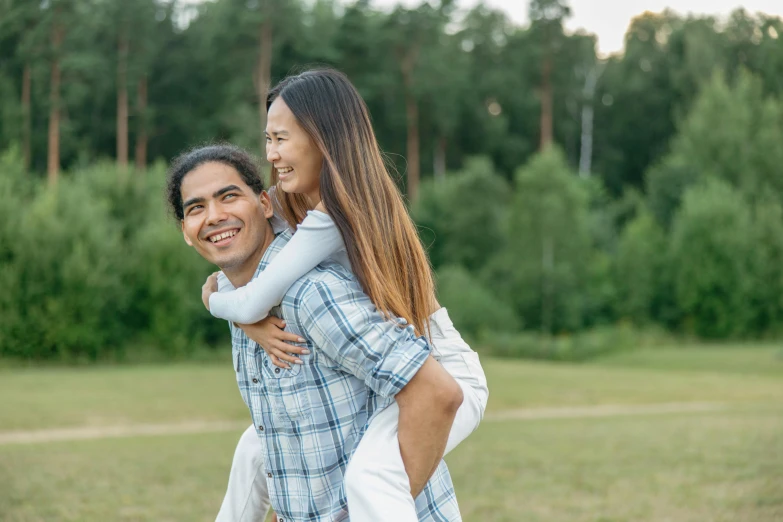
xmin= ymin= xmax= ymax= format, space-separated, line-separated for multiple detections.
xmin=213 ymin=185 xmax=243 ymax=198
xmin=182 ymin=185 xmax=243 ymax=211
xmin=182 ymin=196 xmax=205 ymax=210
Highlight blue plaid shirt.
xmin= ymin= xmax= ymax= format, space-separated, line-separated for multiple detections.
xmin=221 ymin=231 xmax=461 ymax=522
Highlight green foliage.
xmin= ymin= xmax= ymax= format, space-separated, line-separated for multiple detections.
xmin=0 ymin=157 xmax=221 ymax=361
xmin=615 ymin=210 xmax=667 ymax=324
xmin=746 ymin=197 xmax=783 ymax=335
xmin=645 ymin=156 xmax=701 ymax=230
xmin=414 ymin=157 xmax=510 ymax=272
xmin=3 ymin=0 xmax=783 ymax=359
xmin=478 ymin=324 xmax=640 ymax=362
xmin=669 ymin=179 xmax=756 ymax=338
xmin=668 ymin=70 xmax=783 ymax=205
xmin=435 ymin=264 xmax=520 ymax=340
xmin=496 ymin=146 xmax=593 ymax=333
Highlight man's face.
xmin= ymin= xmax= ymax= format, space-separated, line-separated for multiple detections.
xmin=180 ymin=161 xmax=273 ymax=270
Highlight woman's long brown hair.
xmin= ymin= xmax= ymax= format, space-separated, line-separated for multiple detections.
xmin=267 ymin=69 xmax=434 ymax=338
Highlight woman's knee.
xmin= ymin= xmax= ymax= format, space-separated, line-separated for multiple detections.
xmin=234 ymin=425 xmax=265 ymax=467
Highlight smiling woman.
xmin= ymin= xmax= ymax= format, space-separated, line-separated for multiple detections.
xmin=265 ymin=99 xmax=324 ymax=205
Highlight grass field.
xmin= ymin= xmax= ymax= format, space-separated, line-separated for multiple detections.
xmin=1 ymin=346 xmax=781 ymax=521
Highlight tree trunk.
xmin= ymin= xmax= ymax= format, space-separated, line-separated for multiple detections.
xmin=135 ymin=74 xmax=148 ymax=169
xmin=257 ymin=16 xmax=273 ymax=158
xmin=21 ymin=62 xmax=31 ymax=172
xmin=400 ymin=51 xmax=420 ymax=202
xmin=405 ymin=93 xmax=420 ymax=201
xmin=539 ymin=52 xmax=553 ymax=150
xmin=578 ymin=64 xmax=603 ymax=178
xmin=117 ymin=30 xmax=129 ymax=168
xmin=578 ymin=102 xmax=594 ymax=178
xmin=433 ymin=135 xmax=446 ymax=181
xmin=541 ymin=235 xmax=554 ymax=335
xmin=47 ymin=23 xmax=64 ymax=186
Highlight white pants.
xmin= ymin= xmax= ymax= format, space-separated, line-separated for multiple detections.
xmin=215 ymin=307 xmax=489 ymax=522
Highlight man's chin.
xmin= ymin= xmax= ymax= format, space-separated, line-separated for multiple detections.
xmin=212 ymin=253 xmax=246 ymax=271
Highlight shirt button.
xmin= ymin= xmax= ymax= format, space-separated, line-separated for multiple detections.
xmin=258 ymin=425 xmax=264 ymax=431
xmin=267 ymin=472 xmax=272 ymax=478
xmin=252 ymin=378 xmax=258 ymax=383
xmin=274 ymin=368 xmax=280 ymax=374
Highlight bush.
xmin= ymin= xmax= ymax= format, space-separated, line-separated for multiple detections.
xmin=615 ymin=210 xmax=668 ymax=324
xmin=478 ymin=324 xmax=644 ymax=362
xmin=497 ymin=146 xmax=593 ymax=333
xmin=669 ymin=178 xmax=755 ymax=338
xmin=746 ymin=197 xmax=783 ymax=336
xmin=0 ymin=158 xmax=223 ymax=362
xmin=413 ymin=157 xmax=511 ymax=272
xmin=435 ymin=265 xmax=520 ymax=340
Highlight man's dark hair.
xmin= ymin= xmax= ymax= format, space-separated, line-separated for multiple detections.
xmin=166 ymin=143 xmax=265 ymax=220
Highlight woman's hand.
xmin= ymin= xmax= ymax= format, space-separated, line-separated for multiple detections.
xmin=239 ymin=316 xmax=309 ymax=369
xmin=202 ymin=272 xmax=219 ymax=311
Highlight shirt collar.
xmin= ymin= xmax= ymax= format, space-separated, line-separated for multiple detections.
xmin=253 ymin=230 xmax=291 ymax=278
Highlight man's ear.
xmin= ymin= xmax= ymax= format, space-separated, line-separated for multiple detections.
xmin=181 ymin=220 xmax=194 ymax=247
xmin=259 ymin=191 xmax=274 ymax=220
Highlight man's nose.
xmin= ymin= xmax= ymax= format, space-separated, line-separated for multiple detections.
xmin=205 ymin=201 xmax=228 ymax=225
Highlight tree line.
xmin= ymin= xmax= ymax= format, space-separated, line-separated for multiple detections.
xmin=2 ymin=0 xmax=783 ymax=361
xmin=2 ymin=1 xmax=780 ymax=195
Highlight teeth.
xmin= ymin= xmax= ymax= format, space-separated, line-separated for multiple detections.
xmin=277 ymin=167 xmax=293 ymax=174
xmin=210 ymin=230 xmax=237 ymax=243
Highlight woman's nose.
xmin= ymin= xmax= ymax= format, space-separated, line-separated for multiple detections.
xmin=266 ymin=144 xmax=280 ymax=164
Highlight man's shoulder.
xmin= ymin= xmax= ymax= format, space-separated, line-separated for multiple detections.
xmin=290 ymin=260 xmax=358 ymax=297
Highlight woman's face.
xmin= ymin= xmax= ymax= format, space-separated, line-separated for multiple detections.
xmin=266 ymin=97 xmax=324 ymax=204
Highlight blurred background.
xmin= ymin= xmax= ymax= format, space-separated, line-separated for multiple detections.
xmin=0 ymin=0 xmax=782 ymax=521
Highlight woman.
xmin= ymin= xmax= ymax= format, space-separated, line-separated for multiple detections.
xmin=207 ymin=68 xmax=488 ymax=521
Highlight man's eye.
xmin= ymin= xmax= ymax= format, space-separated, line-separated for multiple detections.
xmin=187 ymin=205 xmax=203 ymax=214
xmin=224 ymin=194 xmax=236 ymax=200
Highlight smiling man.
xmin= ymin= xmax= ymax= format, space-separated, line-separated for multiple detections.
xmin=166 ymin=144 xmax=463 ymax=521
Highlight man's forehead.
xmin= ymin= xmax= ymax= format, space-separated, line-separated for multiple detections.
xmin=180 ymin=162 xmax=250 ymax=198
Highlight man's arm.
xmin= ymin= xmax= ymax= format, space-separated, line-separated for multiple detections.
xmin=296 ymin=279 xmax=431 ymax=397
xmin=296 ymin=279 xmax=461 ymax=495
xmin=396 ymin=355 xmax=463 ymax=497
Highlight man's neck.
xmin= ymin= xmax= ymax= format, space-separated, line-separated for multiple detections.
xmin=222 ymin=228 xmax=276 ymax=288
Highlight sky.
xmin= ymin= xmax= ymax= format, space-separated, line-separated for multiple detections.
xmin=373 ymin=0 xmax=783 ymax=56
xmin=178 ymin=0 xmax=783 ymax=56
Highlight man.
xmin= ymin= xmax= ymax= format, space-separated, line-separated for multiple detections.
xmin=166 ymin=144 xmax=464 ymax=521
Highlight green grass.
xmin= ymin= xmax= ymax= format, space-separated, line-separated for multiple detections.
xmin=0 ymin=433 xmax=237 ymax=522
xmin=592 ymin=344 xmax=783 ymax=376
xmin=0 ymin=361 xmax=247 ymax=431
xmin=482 ymin=354 xmax=783 ymax=412
xmin=451 ymin=404 xmax=783 ymax=522
xmin=1 ymin=346 xmax=782 ymax=521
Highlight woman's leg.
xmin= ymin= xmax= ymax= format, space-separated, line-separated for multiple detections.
xmin=216 ymin=425 xmax=272 ymax=522
xmin=344 ymin=401 xmax=419 ymax=522
xmin=429 ymin=307 xmax=489 ymax=454
xmin=345 ymin=308 xmax=487 ymax=520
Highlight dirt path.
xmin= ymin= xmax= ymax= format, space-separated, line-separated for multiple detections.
xmin=0 ymin=401 xmax=729 ymax=446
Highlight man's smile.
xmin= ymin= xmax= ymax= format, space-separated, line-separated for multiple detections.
xmin=205 ymin=228 xmax=240 ymax=246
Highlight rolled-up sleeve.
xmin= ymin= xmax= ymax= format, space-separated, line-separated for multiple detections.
xmin=295 ymin=279 xmax=430 ymax=398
